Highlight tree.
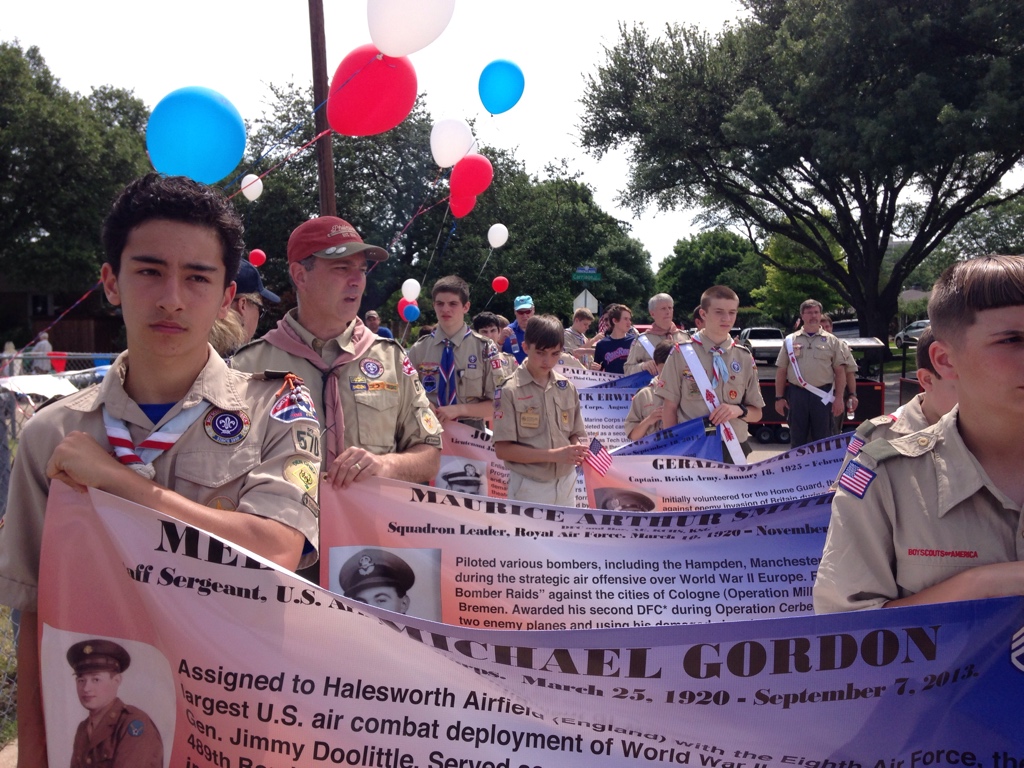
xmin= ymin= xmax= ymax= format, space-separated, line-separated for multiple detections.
xmin=751 ymin=235 xmax=845 ymax=324
xmin=0 ymin=43 xmax=149 ymax=292
xmin=580 ymin=0 xmax=1024 ymax=338
xmin=655 ymin=229 xmax=763 ymax=313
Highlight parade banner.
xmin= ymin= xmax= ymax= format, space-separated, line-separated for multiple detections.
xmin=612 ymin=417 xmax=722 ymax=460
xmin=321 ymin=477 xmax=831 ymax=625
xmin=585 ymin=435 xmax=848 ymax=511
xmin=557 ymin=369 xmax=653 ymax=450
xmin=39 ymin=485 xmax=1024 ymax=765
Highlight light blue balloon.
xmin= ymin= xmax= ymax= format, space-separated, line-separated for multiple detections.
xmin=478 ymin=60 xmax=525 ymax=115
xmin=403 ymin=304 xmax=421 ymax=322
xmin=146 ymin=86 xmax=246 ymax=184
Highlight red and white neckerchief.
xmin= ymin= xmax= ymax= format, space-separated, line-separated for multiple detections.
xmin=692 ymin=332 xmax=733 ymax=385
xmin=676 ymin=341 xmax=746 ymax=465
xmin=102 ymin=402 xmax=207 ymax=479
xmin=784 ymin=335 xmax=835 ymax=404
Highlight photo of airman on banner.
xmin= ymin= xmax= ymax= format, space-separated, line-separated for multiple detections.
xmin=437 ymin=420 xmax=509 ymax=498
xmin=41 ymin=630 xmax=174 ymax=767
xmin=328 ymin=546 xmax=442 ymax=622
xmin=438 ymin=458 xmax=486 ymax=495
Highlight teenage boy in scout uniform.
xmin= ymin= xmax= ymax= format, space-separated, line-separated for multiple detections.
xmin=774 ymin=299 xmax=848 ymax=446
xmin=624 ymin=341 xmax=673 ymax=441
xmin=624 ymin=293 xmax=690 ymax=375
xmin=815 ymin=255 xmax=1024 ymax=613
xmin=473 ymin=312 xmax=519 ymax=371
xmin=656 ymin=286 xmax=763 ymax=462
xmin=493 ymin=315 xmax=589 ymax=506
xmin=407 ymin=275 xmax=506 ymax=429
xmin=232 ymin=216 xmax=442 ymax=494
xmin=0 ymin=174 xmax=320 ymax=765
xmin=68 ymin=639 xmax=162 ymax=768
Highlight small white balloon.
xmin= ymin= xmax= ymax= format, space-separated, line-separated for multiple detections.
xmin=401 ymin=278 xmax=421 ymax=302
xmin=240 ymin=174 xmax=263 ymax=201
xmin=368 ymin=0 xmax=456 ymax=57
xmin=430 ymin=118 xmax=475 ymax=168
xmin=488 ymin=223 xmax=509 ymax=249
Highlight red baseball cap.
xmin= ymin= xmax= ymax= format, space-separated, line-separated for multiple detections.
xmin=287 ymin=216 xmax=389 ymax=264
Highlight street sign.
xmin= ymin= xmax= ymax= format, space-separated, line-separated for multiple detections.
xmin=571 ymin=273 xmax=601 ymax=282
xmin=574 ymin=289 xmax=598 ymax=313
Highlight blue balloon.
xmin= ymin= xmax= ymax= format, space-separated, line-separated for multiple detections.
xmin=478 ymin=60 xmax=525 ymax=115
xmin=146 ymin=87 xmax=246 ymax=184
xmin=403 ymin=304 xmax=421 ymax=322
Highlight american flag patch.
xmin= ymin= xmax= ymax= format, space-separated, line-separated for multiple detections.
xmin=847 ymin=435 xmax=866 ymax=455
xmin=584 ymin=437 xmax=613 ymax=476
xmin=839 ymin=460 xmax=875 ymax=498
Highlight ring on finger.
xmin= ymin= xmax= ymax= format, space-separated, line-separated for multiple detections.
xmin=354 ymin=462 xmax=361 ymax=471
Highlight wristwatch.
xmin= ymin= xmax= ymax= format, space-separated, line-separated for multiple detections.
xmin=737 ymin=403 xmax=749 ymax=420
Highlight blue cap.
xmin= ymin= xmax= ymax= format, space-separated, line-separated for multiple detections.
xmin=236 ymin=260 xmax=280 ymax=304
xmin=513 ymin=295 xmax=534 ymax=311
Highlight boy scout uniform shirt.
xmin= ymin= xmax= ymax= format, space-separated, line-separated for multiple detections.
xmin=406 ymin=325 xmax=506 ymax=408
xmin=0 ymin=349 xmax=320 ymax=613
xmin=624 ymin=380 xmax=663 ymax=438
xmin=492 ymin=366 xmax=587 ymax=482
xmin=814 ymin=407 xmax=1024 ymax=614
xmin=654 ymin=339 xmax=764 ymax=442
xmin=71 ymin=697 xmax=162 ymax=768
xmin=623 ymin=328 xmax=690 ymax=375
xmin=775 ymin=329 xmax=845 ymax=387
xmin=232 ymin=311 xmax=442 ymax=456
xmin=836 ymin=393 xmax=932 ymax=479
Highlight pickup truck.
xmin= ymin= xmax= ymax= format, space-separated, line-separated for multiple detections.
xmin=737 ymin=327 xmax=784 ymax=363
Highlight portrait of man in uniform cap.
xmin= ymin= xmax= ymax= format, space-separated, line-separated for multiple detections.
xmin=338 ymin=548 xmax=416 ymax=614
xmin=66 ymin=638 xmax=163 ymax=767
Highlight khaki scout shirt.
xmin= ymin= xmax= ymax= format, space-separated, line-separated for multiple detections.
xmin=71 ymin=698 xmax=162 ymax=768
xmin=834 ymin=393 xmax=933 ymax=480
xmin=775 ymin=329 xmax=845 ymax=388
xmin=492 ymin=366 xmax=587 ymax=483
xmin=623 ymin=328 xmax=690 ymax=376
xmin=814 ymin=407 xmax=1024 ymax=613
xmin=624 ymin=381 xmax=663 ymax=438
xmin=654 ymin=338 xmax=764 ymax=442
xmin=562 ymin=327 xmax=589 ymax=354
xmin=406 ymin=324 xmax=506 ymax=407
xmin=232 ymin=311 xmax=442 ymax=456
xmin=0 ymin=349 xmax=320 ymax=613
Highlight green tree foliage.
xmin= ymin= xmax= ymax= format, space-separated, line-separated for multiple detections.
xmin=751 ymin=235 xmax=845 ymax=324
xmin=580 ymin=0 xmax=1024 ymax=338
xmin=238 ymin=86 xmax=653 ymax=329
xmin=0 ymin=43 xmax=149 ymax=291
xmin=655 ymin=229 xmax=763 ymax=314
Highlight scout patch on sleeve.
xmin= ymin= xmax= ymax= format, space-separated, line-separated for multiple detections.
xmin=284 ymin=456 xmax=320 ymax=495
xmin=838 ymin=460 xmax=876 ymax=499
xmin=556 ymin=380 xmax=568 ymax=389
xmin=292 ymin=425 xmax=322 ymax=457
xmin=401 ymin=355 xmax=418 ymax=376
xmin=420 ymin=409 xmax=443 ymax=434
xmin=270 ymin=384 xmax=319 ymax=424
xmin=204 ymin=408 xmax=251 ymax=445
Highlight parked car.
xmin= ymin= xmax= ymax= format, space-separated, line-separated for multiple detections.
xmin=894 ymin=319 xmax=930 ymax=348
xmin=737 ymin=327 xmax=785 ymax=363
xmin=829 ymin=319 xmax=861 ymax=338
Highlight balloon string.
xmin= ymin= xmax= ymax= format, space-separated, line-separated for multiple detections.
xmin=386 ymin=167 xmax=449 ymax=253
xmin=226 ymin=129 xmax=331 ymax=201
xmin=484 ymin=292 xmax=497 ymax=309
xmin=417 ymin=210 xmax=454 ymax=286
xmin=15 ymin=281 xmax=102 ymax=358
xmin=475 ymin=247 xmax=495 ymax=281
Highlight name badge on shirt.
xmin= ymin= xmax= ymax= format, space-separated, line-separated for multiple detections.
xmin=520 ymin=410 xmax=541 ymax=429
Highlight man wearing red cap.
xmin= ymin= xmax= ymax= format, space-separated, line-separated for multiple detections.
xmin=233 ymin=217 xmax=442 ymax=508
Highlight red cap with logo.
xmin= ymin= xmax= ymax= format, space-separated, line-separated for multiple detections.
xmin=287 ymin=216 xmax=389 ymax=264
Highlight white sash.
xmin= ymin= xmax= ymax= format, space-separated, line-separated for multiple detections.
xmin=784 ymin=336 xmax=835 ymax=405
xmin=678 ymin=343 xmax=746 ymax=465
xmin=639 ymin=333 xmax=656 ymax=358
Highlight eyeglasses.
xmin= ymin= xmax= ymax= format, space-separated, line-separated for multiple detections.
xmin=234 ymin=296 xmax=267 ymax=320
xmin=515 ymin=308 xmax=534 ymax=315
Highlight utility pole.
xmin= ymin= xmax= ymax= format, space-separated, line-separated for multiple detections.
xmin=308 ymin=0 xmax=336 ymax=216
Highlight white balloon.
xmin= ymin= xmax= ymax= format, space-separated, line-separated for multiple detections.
xmin=430 ymin=118 xmax=475 ymax=168
xmin=240 ymin=174 xmax=263 ymax=201
xmin=487 ymin=223 xmax=509 ymax=249
xmin=368 ymin=0 xmax=456 ymax=57
xmin=401 ymin=278 xmax=421 ymax=302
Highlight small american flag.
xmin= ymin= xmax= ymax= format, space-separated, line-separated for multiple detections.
xmin=846 ymin=435 xmax=865 ymax=456
xmin=584 ymin=437 xmax=613 ymax=476
xmin=839 ymin=460 xmax=875 ymax=498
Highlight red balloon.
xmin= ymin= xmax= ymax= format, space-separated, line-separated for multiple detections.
xmin=397 ymin=297 xmax=418 ymax=315
xmin=449 ymin=195 xmax=477 ymax=218
xmin=450 ymin=155 xmax=493 ymax=198
xmin=327 ymin=44 xmax=417 ymax=137
xmin=491 ymin=276 xmax=509 ymax=293
xmin=249 ymin=249 xmax=267 ymax=267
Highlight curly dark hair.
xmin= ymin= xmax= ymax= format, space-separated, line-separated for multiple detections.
xmin=101 ymin=173 xmax=244 ymax=287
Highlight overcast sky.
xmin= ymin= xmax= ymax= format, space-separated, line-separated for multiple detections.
xmin=2 ymin=1 xmax=745 ymax=268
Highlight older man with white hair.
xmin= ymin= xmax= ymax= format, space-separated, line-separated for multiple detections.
xmin=623 ymin=293 xmax=690 ymax=375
